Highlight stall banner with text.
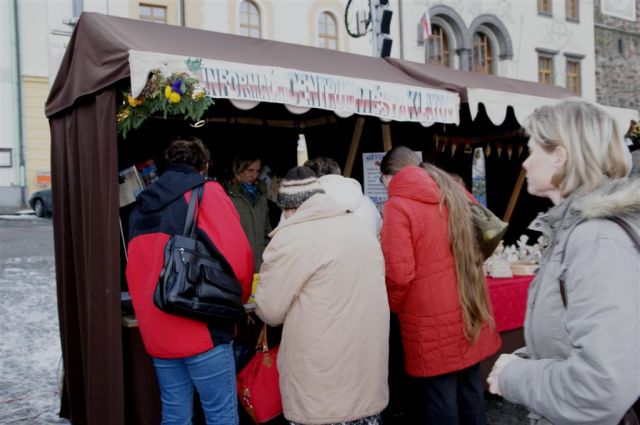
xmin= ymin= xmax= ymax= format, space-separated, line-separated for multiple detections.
xmin=128 ymin=50 xmax=460 ymax=124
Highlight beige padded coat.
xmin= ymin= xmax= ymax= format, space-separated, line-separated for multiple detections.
xmin=255 ymin=193 xmax=390 ymax=425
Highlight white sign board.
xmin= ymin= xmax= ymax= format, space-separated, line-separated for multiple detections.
xmin=363 ymin=152 xmax=388 ymax=206
xmin=128 ymin=50 xmax=461 ymax=125
xmin=363 ymin=151 xmax=423 ymax=207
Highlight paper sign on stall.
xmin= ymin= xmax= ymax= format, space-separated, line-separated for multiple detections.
xmin=363 ymin=151 xmax=422 ymax=210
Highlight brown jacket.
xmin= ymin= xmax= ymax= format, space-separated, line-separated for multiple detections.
xmin=255 ymin=194 xmax=389 ymax=424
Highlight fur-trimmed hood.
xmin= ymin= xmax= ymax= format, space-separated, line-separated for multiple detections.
xmin=529 ymin=177 xmax=640 ymax=238
xmin=573 ymin=178 xmax=640 ymax=220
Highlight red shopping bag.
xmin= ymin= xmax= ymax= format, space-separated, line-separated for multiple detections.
xmin=237 ymin=324 xmax=282 ymax=423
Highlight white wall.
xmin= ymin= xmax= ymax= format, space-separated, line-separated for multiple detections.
xmin=0 ymin=0 xmax=19 ymax=187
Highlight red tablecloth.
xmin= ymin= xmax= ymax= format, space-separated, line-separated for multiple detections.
xmin=487 ymin=275 xmax=534 ymax=332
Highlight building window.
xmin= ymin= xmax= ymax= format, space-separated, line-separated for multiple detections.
xmin=472 ymin=32 xmax=493 ymax=74
xmin=538 ymin=0 xmax=552 ymax=16
xmin=139 ymin=3 xmax=167 ymax=23
xmin=426 ymin=25 xmax=450 ymax=67
xmin=239 ymin=0 xmax=261 ymax=38
xmin=538 ymin=55 xmax=554 ymax=84
xmin=566 ymin=59 xmax=581 ymax=95
xmin=0 ymin=148 xmax=12 ymax=168
xmin=566 ymin=0 xmax=579 ymax=21
xmin=318 ymin=12 xmax=338 ymax=50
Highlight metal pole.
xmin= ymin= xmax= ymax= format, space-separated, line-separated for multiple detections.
xmin=370 ymin=0 xmax=378 ymax=56
xmin=11 ymin=0 xmax=26 ymax=206
xmin=72 ymin=0 xmax=84 ymax=18
xmin=397 ymin=0 xmax=404 ymax=59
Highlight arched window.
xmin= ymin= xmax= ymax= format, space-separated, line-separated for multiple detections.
xmin=472 ymin=32 xmax=493 ymax=74
xmin=239 ymin=1 xmax=261 ymax=38
xmin=426 ymin=25 xmax=450 ymax=67
xmin=318 ymin=12 xmax=338 ymax=50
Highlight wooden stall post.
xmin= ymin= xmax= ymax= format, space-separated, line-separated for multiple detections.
xmin=382 ymin=123 xmax=393 ymax=152
xmin=503 ymin=167 xmax=526 ymax=222
xmin=343 ymin=117 xmax=365 ymax=177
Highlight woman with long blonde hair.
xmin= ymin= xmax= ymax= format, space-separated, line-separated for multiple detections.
xmin=379 ymin=146 xmax=500 ymax=424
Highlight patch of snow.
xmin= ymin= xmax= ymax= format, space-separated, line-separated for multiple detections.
xmin=0 ymin=255 xmax=69 ymax=424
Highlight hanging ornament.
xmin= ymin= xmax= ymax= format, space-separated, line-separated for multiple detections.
xmin=451 ymin=144 xmax=458 ymax=157
xmin=485 ymin=144 xmax=492 ymax=157
xmin=507 ymin=146 xmax=513 ymax=160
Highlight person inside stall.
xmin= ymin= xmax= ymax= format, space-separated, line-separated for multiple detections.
xmin=255 ymin=166 xmax=390 ymax=425
xmin=225 ymin=153 xmax=273 ymax=270
xmin=126 ymin=137 xmax=254 ymax=425
xmin=304 ymin=156 xmax=382 ymax=238
xmin=379 ymin=146 xmax=501 ymax=425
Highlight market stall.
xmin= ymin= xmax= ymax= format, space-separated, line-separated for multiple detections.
xmin=45 ymin=12 xmax=638 ymax=425
xmin=45 ymin=13 xmax=462 ymax=425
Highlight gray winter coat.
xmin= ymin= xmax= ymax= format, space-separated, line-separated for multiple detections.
xmin=499 ymin=178 xmax=640 ymax=425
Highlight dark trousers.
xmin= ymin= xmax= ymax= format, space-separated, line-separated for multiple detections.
xmin=408 ymin=364 xmax=487 ymax=425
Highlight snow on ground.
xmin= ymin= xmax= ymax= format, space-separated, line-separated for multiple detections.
xmin=0 ymin=255 xmax=69 ymax=424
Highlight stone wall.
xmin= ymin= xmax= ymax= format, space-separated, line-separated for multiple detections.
xmin=594 ymin=0 xmax=640 ymax=113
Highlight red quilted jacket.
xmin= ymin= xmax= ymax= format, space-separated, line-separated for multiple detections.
xmin=381 ymin=166 xmax=500 ymax=377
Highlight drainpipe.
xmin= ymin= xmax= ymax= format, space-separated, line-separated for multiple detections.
xmin=72 ymin=0 xmax=83 ymax=18
xmin=180 ymin=0 xmax=186 ymax=26
xmin=397 ymin=0 xmax=404 ymax=59
xmin=11 ymin=0 xmax=26 ymax=206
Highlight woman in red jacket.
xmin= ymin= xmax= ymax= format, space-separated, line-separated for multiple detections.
xmin=379 ymin=146 xmax=500 ymax=425
xmin=126 ymin=137 xmax=254 ymax=424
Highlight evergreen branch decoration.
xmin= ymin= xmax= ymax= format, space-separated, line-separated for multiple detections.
xmin=117 ymin=66 xmax=213 ymax=139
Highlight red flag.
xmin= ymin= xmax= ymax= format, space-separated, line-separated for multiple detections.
xmin=422 ymin=12 xmax=432 ymax=41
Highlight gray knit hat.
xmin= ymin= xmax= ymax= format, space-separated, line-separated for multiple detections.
xmin=278 ymin=166 xmax=325 ymax=209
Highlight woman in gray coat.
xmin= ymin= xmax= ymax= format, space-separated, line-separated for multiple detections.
xmin=487 ymin=99 xmax=640 ymax=425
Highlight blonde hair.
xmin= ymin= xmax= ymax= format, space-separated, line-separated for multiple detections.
xmin=524 ymin=99 xmax=630 ymax=197
xmin=380 ymin=146 xmax=494 ymax=342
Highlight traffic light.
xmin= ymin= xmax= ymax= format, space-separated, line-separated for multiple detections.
xmin=371 ymin=0 xmax=393 ymax=57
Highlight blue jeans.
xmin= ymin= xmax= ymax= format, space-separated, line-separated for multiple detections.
xmin=153 ymin=343 xmax=238 ymax=425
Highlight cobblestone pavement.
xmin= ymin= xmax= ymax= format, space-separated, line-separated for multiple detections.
xmin=0 ymin=216 xmax=528 ymax=424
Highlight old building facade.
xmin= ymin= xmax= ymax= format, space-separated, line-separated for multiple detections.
xmin=2 ymin=0 xmax=607 ymax=207
xmin=594 ymin=0 xmax=640 ymax=112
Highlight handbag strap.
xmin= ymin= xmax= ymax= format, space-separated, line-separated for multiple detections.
xmin=256 ymin=323 xmax=269 ymax=353
xmin=559 ymin=216 xmax=640 ymax=308
xmin=183 ymin=184 xmax=204 ymax=237
xmin=609 ymin=216 xmax=640 ymax=254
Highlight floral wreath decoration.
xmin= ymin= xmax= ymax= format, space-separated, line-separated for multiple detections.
xmin=628 ymin=120 xmax=640 ymax=145
xmin=117 ymin=58 xmax=213 ymax=138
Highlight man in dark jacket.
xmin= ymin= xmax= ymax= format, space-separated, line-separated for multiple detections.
xmin=126 ymin=137 xmax=253 ymax=425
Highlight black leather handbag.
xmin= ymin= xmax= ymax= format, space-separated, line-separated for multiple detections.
xmin=154 ymin=184 xmax=245 ymax=321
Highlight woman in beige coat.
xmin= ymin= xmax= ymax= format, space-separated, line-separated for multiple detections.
xmin=255 ymin=166 xmax=390 ymax=425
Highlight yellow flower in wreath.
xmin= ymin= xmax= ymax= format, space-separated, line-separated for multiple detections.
xmin=169 ymin=92 xmax=181 ymax=103
xmin=127 ymin=94 xmax=143 ymax=107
